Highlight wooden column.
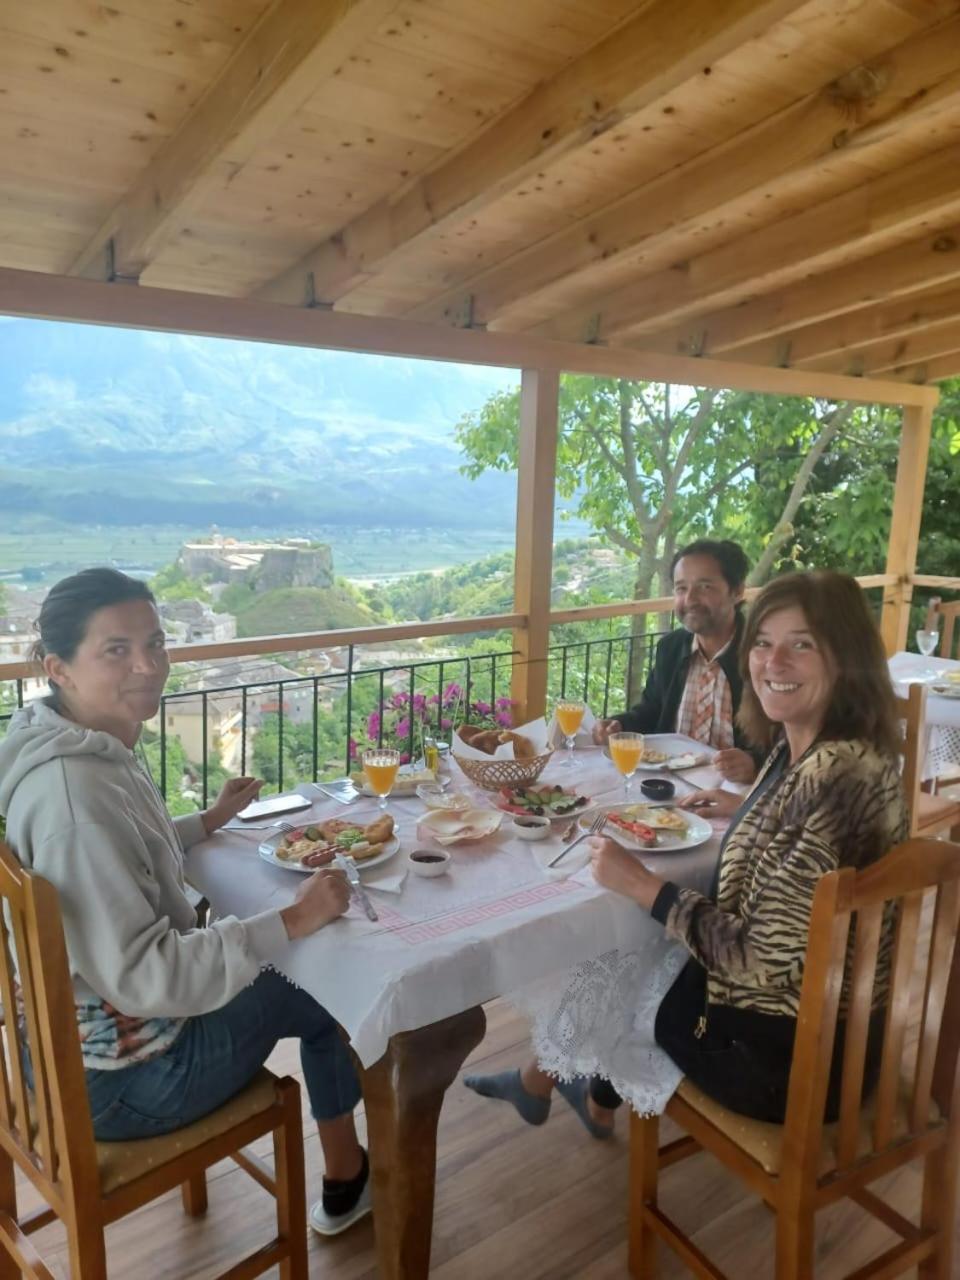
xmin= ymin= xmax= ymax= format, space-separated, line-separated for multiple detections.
xmin=881 ymin=400 xmax=936 ymax=655
xmin=511 ymin=368 xmax=560 ymax=723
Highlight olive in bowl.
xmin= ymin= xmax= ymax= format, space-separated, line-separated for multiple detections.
xmin=640 ymin=777 xmax=675 ymax=801
xmin=511 ymin=814 xmax=551 ymax=841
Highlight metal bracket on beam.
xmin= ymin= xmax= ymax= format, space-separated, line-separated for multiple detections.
xmin=304 ymin=273 xmax=333 ymax=310
xmin=446 ymin=294 xmax=477 ymax=330
xmin=105 ymin=239 xmax=141 ymax=286
xmin=582 ymin=313 xmax=604 ymax=345
xmin=684 ymin=328 xmax=707 ymax=358
xmin=774 ymin=339 xmax=793 ymax=368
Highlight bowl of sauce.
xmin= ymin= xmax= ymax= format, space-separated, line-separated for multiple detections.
xmin=640 ymin=777 xmax=675 ymax=801
xmin=408 ymin=848 xmax=451 ymax=877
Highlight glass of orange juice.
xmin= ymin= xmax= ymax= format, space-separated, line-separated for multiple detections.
xmin=556 ymin=699 xmax=586 ymax=768
xmin=608 ymin=731 xmax=644 ymax=798
xmin=362 ymin=748 xmax=401 ymax=811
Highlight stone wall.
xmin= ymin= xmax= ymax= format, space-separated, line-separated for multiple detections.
xmin=251 ymin=546 xmax=334 ymax=593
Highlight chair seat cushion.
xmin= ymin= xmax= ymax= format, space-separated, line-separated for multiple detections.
xmin=96 ymin=1069 xmax=280 ymax=1196
xmin=673 ymin=1078 xmax=940 ymax=1177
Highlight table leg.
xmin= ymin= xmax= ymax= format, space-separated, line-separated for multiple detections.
xmin=357 ymin=1005 xmax=486 ymax=1279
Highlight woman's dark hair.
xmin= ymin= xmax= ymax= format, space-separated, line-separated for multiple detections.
xmin=737 ymin=571 xmax=900 ymax=759
xmin=670 ymin=539 xmax=750 ymax=592
xmin=33 ymin=569 xmax=156 ymax=687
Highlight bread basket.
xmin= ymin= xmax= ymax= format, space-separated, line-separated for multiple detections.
xmin=453 ymin=748 xmax=554 ymax=791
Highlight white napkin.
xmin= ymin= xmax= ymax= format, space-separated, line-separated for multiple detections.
xmin=547 ymin=703 xmax=597 ymax=748
xmin=453 ymin=716 xmax=551 ymax=761
xmin=529 ymin=835 xmax=592 ymax=882
xmin=362 ymin=867 xmax=407 ymax=894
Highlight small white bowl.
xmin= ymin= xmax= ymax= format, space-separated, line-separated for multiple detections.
xmin=416 ymin=783 xmax=471 ymax=812
xmin=510 ymin=814 xmax=552 ymax=841
xmin=408 ymin=848 xmax=451 ymax=877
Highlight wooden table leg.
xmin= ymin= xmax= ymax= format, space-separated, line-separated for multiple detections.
xmin=357 ymin=1005 xmax=486 ymax=1280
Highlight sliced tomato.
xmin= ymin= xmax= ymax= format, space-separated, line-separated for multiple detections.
xmin=607 ymin=813 xmax=657 ymax=847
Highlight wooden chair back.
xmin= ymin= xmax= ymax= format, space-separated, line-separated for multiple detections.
xmin=0 ymin=841 xmax=100 ymax=1220
xmin=940 ymin=601 xmax=960 ymax=660
xmin=893 ymin=683 xmax=925 ymax=832
xmin=780 ymin=837 xmax=960 ymax=1192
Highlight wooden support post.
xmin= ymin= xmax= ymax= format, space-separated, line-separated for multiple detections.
xmin=511 ymin=368 xmax=560 ymax=723
xmin=881 ymin=401 xmax=936 ymax=655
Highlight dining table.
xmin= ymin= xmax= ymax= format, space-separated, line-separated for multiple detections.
xmin=186 ymin=736 xmax=730 ymax=1279
xmin=888 ymin=650 xmax=960 ymax=778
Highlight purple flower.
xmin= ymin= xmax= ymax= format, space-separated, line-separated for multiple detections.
xmin=395 ymin=716 xmax=411 ymax=740
xmin=473 ymin=700 xmax=492 ymax=717
xmin=495 ymin=711 xmax=512 ymax=727
xmin=443 ymin=682 xmax=463 ymax=702
xmin=413 ymin=693 xmax=427 ymax=711
xmin=348 ymin=737 xmax=358 ymax=759
xmin=496 ymin=696 xmax=514 ymax=709
xmin=399 ymin=751 xmax=411 ymax=765
xmin=366 ymin=710 xmax=381 ymax=739
xmin=427 ymin=693 xmax=440 ymax=705
xmin=440 ymin=717 xmax=452 ymax=731
xmin=389 ymin=692 xmax=409 ymax=709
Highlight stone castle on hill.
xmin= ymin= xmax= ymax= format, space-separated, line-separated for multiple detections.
xmin=178 ymin=535 xmax=334 ymax=594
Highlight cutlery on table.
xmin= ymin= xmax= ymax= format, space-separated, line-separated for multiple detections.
xmin=547 ymin=812 xmax=607 ymax=869
xmin=333 ymin=852 xmax=379 ymax=922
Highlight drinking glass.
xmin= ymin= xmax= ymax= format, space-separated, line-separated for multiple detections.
xmin=555 ymin=699 xmax=585 ymax=769
xmin=609 ymin=731 xmax=644 ymax=799
xmin=362 ymin=748 xmax=401 ymax=811
xmin=915 ymin=628 xmax=940 ymax=677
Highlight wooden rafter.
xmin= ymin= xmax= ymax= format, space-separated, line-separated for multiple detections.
xmin=646 ymin=225 xmax=960 ymax=358
xmin=255 ymin=0 xmax=809 ymax=307
xmin=410 ymin=12 xmax=960 ymax=332
xmin=68 ymin=0 xmax=404 ymax=282
xmin=887 ymin=350 xmax=960 ymax=383
xmin=805 ymin=319 xmax=960 ymax=377
xmin=729 ymin=280 xmax=960 ymax=370
xmin=533 ymin=142 xmax=960 ymax=344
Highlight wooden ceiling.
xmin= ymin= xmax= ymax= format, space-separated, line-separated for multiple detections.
xmin=3 ymin=0 xmax=960 ymax=384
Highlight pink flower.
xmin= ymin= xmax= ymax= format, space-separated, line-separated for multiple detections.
xmin=473 ymin=700 xmax=492 ymax=717
xmin=348 ymin=737 xmax=358 ymax=759
xmin=495 ymin=711 xmax=512 ymax=727
xmin=395 ymin=716 xmax=411 ymax=740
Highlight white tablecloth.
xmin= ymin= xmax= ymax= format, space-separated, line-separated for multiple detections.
xmin=186 ymin=740 xmax=725 ymax=1069
xmin=888 ymin=651 xmax=960 ymax=777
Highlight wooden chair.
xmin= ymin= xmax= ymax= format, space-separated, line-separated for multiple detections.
xmin=0 ymin=841 xmax=307 ymax=1278
xmin=895 ymin=684 xmax=960 ymax=839
xmin=938 ymin=602 xmax=960 ymax=661
xmin=629 ymin=836 xmax=960 ymax=1279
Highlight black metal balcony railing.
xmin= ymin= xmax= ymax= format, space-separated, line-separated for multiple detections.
xmin=0 ymin=627 xmax=666 ymax=811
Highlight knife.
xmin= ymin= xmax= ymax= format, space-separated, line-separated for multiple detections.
xmin=333 ymin=852 xmax=379 ymax=921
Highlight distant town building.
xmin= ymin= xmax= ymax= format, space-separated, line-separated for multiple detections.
xmin=158 ymin=599 xmax=237 ymax=645
xmin=178 ymin=536 xmax=333 ymax=592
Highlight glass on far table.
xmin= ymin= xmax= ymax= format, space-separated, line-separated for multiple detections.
xmin=362 ymin=748 xmax=401 ymax=811
xmin=555 ymin=699 xmax=586 ymax=769
xmin=608 ymin=730 xmax=644 ymax=799
xmin=915 ymin=628 xmax=940 ymax=677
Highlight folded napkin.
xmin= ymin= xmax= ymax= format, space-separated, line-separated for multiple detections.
xmin=362 ymin=867 xmax=407 ymax=894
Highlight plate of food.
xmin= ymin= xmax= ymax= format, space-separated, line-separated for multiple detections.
xmin=417 ymin=808 xmax=503 ymax=845
xmin=259 ymin=815 xmax=399 ymax=873
xmin=603 ymin=745 xmax=708 ymax=771
xmin=494 ymin=784 xmax=593 ymax=820
xmin=580 ymin=803 xmax=713 ymax=853
xmin=350 ymin=766 xmax=441 ymax=797
xmin=929 ymin=671 xmax=960 ymax=699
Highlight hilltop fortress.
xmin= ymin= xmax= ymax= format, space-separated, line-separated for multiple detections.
xmin=178 ymin=535 xmax=334 ymax=593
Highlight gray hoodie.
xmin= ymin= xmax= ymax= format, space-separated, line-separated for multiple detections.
xmin=0 ymin=701 xmax=288 ymax=1069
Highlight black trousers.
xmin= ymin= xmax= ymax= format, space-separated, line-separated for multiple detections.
xmin=589 ymin=959 xmax=883 ymax=1124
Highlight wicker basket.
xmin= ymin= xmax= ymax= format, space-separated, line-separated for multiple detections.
xmin=453 ymin=749 xmax=554 ymax=791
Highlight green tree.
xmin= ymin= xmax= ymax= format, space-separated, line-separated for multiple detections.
xmin=150 ymin=562 xmax=211 ymax=603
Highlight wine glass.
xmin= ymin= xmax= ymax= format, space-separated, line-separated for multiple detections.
xmin=555 ymin=699 xmax=585 ymax=769
xmin=608 ymin=731 xmax=644 ymax=800
xmin=362 ymin=748 xmax=401 ymax=811
xmin=915 ymin=628 xmax=940 ymax=678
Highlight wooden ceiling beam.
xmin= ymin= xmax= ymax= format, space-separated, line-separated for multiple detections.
xmin=729 ymin=280 xmax=960 ymax=369
xmin=68 ymin=0 xmax=403 ymax=282
xmin=0 ymin=265 xmax=938 ymax=407
xmin=531 ymin=143 xmax=960 ymax=344
xmin=884 ymin=350 xmax=960 ymax=382
xmin=644 ymin=225 xmax=960 ymax=358
xmin=804 ymin=319 xmax=960 ymax=376
xmin=410 ymin=13 xmax=960 ymax=332
xmin=255 ymin=0 xmax=810 ymax=307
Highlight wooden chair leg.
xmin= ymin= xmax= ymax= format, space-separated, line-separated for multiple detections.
xmin=180 ymin=1172 xmax=208 ymax=1217
xmin=628 ymin=1111 xmax=659 ymax=1279
xmin=0 ymin=1150 xmax=18 ymax=1280
xmin=774 ymin=1200 xmax=814 ymax=1280
xmin=273 ymin=1080 xmax=307 ymax=1280
xmin=918 ymin=1140 xmax=959 ymax=1280
xmin=66 ymin=1212 xmax=107 ymax=1280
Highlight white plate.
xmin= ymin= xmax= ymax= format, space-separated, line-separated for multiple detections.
xmin=354 ymin=768 xmax=446 ymax=797
xmin=258 ymin=830 xmax=400 ymax=874
xmin=417 ymin=808 xmax=503 ymax=844
xmin=929 ymin=682 xmax=960 ymax=700
xmin=602 ymin=746 xmax=708 ymax=772
xmin=581 ymin=803 xmax=714 ymax=853
xmin=493 ymin=786 xmax=595 ymax=822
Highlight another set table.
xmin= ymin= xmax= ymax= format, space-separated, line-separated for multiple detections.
xmin=187 ymin=743 xmax=726 ymax=1278
xmin=888 ymin=650 xmax=960 ymax=777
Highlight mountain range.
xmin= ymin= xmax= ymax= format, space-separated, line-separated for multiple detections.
xmin=0 ymin=318 xmax=522 ymax=529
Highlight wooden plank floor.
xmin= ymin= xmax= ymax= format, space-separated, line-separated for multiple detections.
xmin=14 ymin=991 xmax=959 ymax=1278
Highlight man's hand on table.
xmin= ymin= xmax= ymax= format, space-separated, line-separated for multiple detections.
xmin=592 ymin=717 xmax=622 ymax=746
xmin=281 ymin=869 xmax=350 ymax=939
xmin=589 ymin=836 xmax=664 ymax=912
xmin=201 ymin=776 xmax=263 ymax=834
xmin=712 ymin=747 xmax=757 ymax=784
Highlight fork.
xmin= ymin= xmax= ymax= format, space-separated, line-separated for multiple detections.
xmin=547 ymin=812 xmax=607 ymax=868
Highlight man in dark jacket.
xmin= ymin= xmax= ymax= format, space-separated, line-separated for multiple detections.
xmin=593 ymin=539 xmax=757 ymax=783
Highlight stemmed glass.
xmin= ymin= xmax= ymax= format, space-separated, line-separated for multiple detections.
xmin=555 ymin=699 xmax=585 ymax=769
xmin=608 ymin=731 xmax=644 ymax=800
xmin=362 ymin=748 xmax=401 ymax=812
xmin=915 ymin=628 xmax=940 ymax=678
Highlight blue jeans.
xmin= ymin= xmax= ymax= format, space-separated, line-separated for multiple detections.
xmin=84 ymin=969 xmax=361 ymax=1141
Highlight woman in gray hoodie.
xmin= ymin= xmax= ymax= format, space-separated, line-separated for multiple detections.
xmin=0 ymin=569 xmax=370 ymax=1236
